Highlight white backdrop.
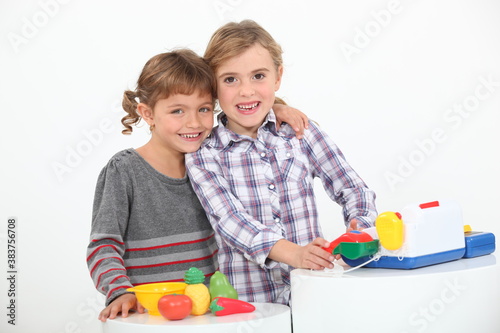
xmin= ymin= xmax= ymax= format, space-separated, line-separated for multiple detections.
xmin=1 ymin=1 xmax=499 ymax=332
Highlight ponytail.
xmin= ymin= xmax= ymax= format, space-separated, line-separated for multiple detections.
xmin=121 ymin=90 xmax=141 ymax=135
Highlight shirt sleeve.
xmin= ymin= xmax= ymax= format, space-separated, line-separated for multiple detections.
xmin=186 ymin=149 xmax=284 ymax=268
xmin=303 ymin=121 xmax=378 ymax=228
xmin=86 ymin=158 xmax=133 ymax=305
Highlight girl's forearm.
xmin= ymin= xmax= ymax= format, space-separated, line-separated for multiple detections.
xmin=268 ymin=239 xmax=300 ymax=267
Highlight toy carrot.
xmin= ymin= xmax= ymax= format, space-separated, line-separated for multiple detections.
xmin=209 ymin=297 xmax=255 ymax=316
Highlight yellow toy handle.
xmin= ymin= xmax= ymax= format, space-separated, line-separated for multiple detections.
xmin=376 ymin=212 xmax=404 ymax=250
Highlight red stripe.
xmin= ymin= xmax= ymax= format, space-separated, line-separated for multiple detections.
xmin=86 ymin=244 xmax=119 ymax=262
xmin=419 ymin=201 xmax=440 ymax=209
xmin=90 ymin=256 xmax=124 ymax=276
xmin=107 ymin=285 xmax=130 ymax=299
xmin=92 ymin=238 xmax=124 ymax=245
xmin=95 ymin=268 xmax=126 ymax=289
xmin=109 ymin=275 xmax=129 ymax=286
xmin=126 ymin=233 xmax=215 ymax=252
xmin=133 ymin=277 xmax=185 ymax=285
xmin=126 ymin=249 xmax=218 ymax=270
xmin=132 ymin=271 xmax=216 ymax=286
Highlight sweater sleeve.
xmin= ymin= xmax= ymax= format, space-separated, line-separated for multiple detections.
xmin=86 ymin=156 xmax=133 ymax=305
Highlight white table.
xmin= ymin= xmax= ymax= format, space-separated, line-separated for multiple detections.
xmin=103 ymin=302 xmax=291 ymax=333
xmin=291 ymin=254 xmax=499 ymax=333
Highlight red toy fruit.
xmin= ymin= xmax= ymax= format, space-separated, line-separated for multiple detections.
xmin=157 ymin=294 xmax=192 ymax=320
xmin=209 ymin=297 xmax=255 ymax=316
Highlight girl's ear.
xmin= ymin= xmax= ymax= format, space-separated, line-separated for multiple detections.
xmin=137 ymin=103 xmax=154 ymax=126
xmin=274 ymin=65 xmax=284 ymax=91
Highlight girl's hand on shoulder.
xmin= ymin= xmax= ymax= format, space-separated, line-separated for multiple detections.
xmin=273 ymin=103 xmax=308 ymax=139
xmin=98 ymin=293 xmax=145 ymax=322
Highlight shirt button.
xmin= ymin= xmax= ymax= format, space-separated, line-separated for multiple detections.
xmin=269 ymin=184 xmax=275 ymax=190
xmin=260 ymin=152 xmax=266 ymax=157
xmin=274 ymin=218 xmax=281 ymax=223
xmin=286 ymin=153 xmax=291 ymax=158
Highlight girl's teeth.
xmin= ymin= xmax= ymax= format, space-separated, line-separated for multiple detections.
xmin=181 ymin=133 xmax=200 ymax=138
xmin=238 ymin=102 xmax=259 ymax=110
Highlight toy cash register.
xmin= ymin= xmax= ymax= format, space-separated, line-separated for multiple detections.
xmin=327 ymin=200 xmax=495 ymax=269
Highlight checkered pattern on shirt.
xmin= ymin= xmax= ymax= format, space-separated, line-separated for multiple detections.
xmin=186 ymin=110 xmax=377 ymax=305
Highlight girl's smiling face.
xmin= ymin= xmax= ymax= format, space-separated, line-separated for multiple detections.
xmin=216 ymin=43 xmax=283 ymax=138
xmin=142 ymin=91 xmax=214 ymax=156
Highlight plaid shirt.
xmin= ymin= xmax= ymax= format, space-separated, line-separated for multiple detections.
xmin=186 ymin=110 xmax=377 ymax=304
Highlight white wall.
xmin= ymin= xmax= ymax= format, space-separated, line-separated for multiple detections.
xmin=1 ymin=1 xmax=499 ymax=332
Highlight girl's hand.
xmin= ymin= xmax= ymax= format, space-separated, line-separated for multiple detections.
xmin=269 ymin=238 xmax=334 ymax=270
xmin=98 ymin=293 xmax=145 ymax=322
xmin=272 ymin=103 xmax=309 ymax=139
xmin=294 ymin=238 xmax=335 ymax=270
xmin=347 ymin=219 xmax=363 ymax=232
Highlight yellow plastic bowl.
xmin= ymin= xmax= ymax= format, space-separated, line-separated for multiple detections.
xmin=127 ymin=282 xmax=187 ymax=316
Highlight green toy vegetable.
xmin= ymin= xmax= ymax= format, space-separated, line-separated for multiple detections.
xmin=209 ymin=297 xmax=255 ymax=316
xmin=209 ymin=271 xmax=238 ymax=301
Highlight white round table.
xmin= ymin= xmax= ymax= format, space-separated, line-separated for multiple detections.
xmin=103 ymin=302 xmax=291 ymax=333
xmin=291 ymin=254 xmax=499 ymax=333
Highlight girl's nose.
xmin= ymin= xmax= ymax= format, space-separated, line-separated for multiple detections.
xmin=239 ymin=80 xmax=255 ymax=97
xmin=186 ymin=112 xmax=201 ymax=128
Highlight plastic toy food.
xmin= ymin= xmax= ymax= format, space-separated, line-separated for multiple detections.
xmin=126 ymin=282 xmax=187 ymax=316
xmin=209 ymin=297 xmax=256 ymax=316
xmin=183 ymin=267 xmax=210 ymax=315
xmin=376 ymin=211 xmax=404 ymax=250
xmin=209 ymin=271 xmax=238 ymax=301
xmin=157 ymin=294 xmax=192 ymax=320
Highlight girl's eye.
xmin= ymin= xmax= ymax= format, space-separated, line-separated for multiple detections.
xmin=171 ymin=109 xmax=183 ymax=114
xmin=223 ymin=77 xmax=236 ymax=84
xmin=254 ymin=73 xmax=265 ymax=80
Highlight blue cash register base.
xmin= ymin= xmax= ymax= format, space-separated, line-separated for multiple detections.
xmin=344 ymin=248 xmax=466 ymax=269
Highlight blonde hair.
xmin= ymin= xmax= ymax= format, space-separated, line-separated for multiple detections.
xmin=204 ymin=19 xmax=283 ymax=77
xmin=121 ymin=49 xmax=216 ymax=134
